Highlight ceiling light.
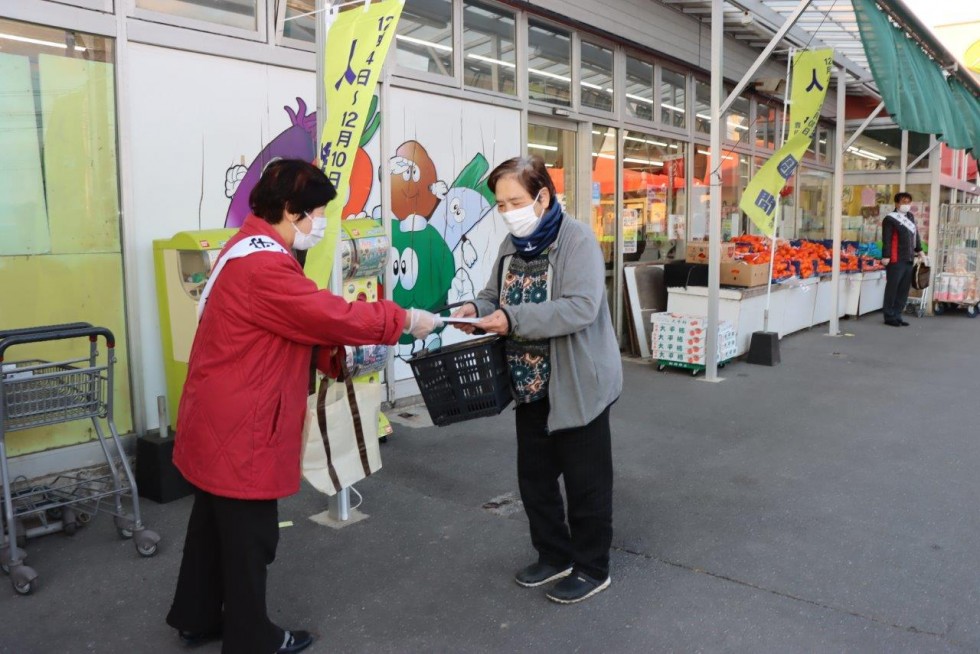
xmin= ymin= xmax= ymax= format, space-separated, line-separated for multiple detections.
xmin=466 ymin=53 xmax=515 ymax=68
xmin=661 ymin=103 xmax=685 ymax=113
xmin=528 ymin=143 xmax=558 ymax=152
xmin=0 ymin=33 xmax=86 ymax=51
xmin=395 ymin=34 xmax=452 ymax=53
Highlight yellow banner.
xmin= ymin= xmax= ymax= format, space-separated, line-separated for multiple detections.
xmin=305 ymin=0 xmax=404 ymax=289
xmin=739 ymin=49 xmax=832 ymax=236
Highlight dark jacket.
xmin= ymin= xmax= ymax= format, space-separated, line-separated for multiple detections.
xmin=881 ymin=211 xmax=922 ymax=263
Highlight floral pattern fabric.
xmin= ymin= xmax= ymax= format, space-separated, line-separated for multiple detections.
xmin=501 ymin=253 xmax=552 ymax=404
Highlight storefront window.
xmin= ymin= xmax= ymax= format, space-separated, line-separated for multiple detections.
xmin=581 ymin=40 xmax=614 ymax=113
xmin=528 ymin=122 xmax=576 ymax=215
xmin=462 ymin=0 xmax=516 ymax=94
xmin=690 ymin=150 xmax=749 ymax=239
xmin=844 ymin=127 xmax=900 ymax=172
xmin=907 ymin=130 xmax=931 ymax=170
xmin=591 ymin=127 xmax=618 ymax=275
xmin=137 ymin=0 xmax=257 ymax=30
xmin=841 ymin=183 xmax=931 ymax=246
xmin=756 ymin=103 xmax=781 ymax=150
xmin=694 ymin=80 xmax=711 ymax=135
xmin=282 ymin=0 xmax=314 ymax=43
xmin=660 ymin=68 xmax=686 ymax=129
xmin=625 ymin=55 xmax=654 ymax=121
xmin=396 ymin=0 xmax=454 ymax=77
xmin=798 ymin=169 xmax=832 ymax=239
xmin=623 ymin=133 xmax=687 ymax=263
xmin=528 ymin=20 xmax=571 ymax=106
xmin=0 ymin=19 xmax=132 ymax=452
xmin=726 ymin=93 xmax=750 ymax=143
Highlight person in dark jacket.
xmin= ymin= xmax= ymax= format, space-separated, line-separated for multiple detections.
xmin=165 ymin=160 xmax=442 ymax=654
xmin=881 ymin=191 xmax=925 ymax=326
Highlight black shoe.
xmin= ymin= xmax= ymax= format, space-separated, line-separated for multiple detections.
xmin=277 ymin=630 xmax=314 ymax=654
xmin=884 ymin=319 xmax=902 ymax=327
xmin=178 ymin=630 xmax=221 ymax=647
xmin=899 ymin=320 xmax=910 ymax=326
xmin=514 ymin=562 xmax=573 ymax=588
xmin=546 ymin=571 xmax=611 ymax=604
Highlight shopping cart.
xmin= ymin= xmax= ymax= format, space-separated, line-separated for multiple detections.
xmin=932 ymin=204 xmax=980 ymax=317
xmin=0 ymin=324 xmax=160 ymax=595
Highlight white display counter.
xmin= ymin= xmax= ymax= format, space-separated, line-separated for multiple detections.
xmin=667 ymin=284 xmax=784 ymax=356
xmin=858 ymin=270 xmax=886 ymax=315
xmin=778 ymin=277 xmax=819 ymax=336
xmin=813 ymin=276 xmax=848 ymax=325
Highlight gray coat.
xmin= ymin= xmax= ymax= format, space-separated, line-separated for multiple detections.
xmin=472 ymin=215 xmax=623 ymax=432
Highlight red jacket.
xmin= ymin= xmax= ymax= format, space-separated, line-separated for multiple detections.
xmin=173 ymin=216 xmax=407 ymax=500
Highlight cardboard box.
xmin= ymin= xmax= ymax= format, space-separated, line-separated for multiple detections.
xmin=721 ymin=261 xmax=770 ymax=287
xmin=685 ymin=241 xmax=737 ymax=265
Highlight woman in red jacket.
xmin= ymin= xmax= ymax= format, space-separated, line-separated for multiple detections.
xmin=165 ymin=160 xmax=441 ymax=654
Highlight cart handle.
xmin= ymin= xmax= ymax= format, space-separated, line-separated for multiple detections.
xmin=0 ymin=322 xmax=93 ymax=340
xmin=0 ymin=325 xmax=115 ymax=361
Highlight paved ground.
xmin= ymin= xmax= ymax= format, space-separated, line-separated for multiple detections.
xmin=1 ymin=310 xmax=979 ymax=653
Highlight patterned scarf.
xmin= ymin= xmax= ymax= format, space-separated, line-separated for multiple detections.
xmin=511 ymin=200 xmax=563 ymax=260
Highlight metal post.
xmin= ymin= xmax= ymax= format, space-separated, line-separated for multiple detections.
xmin=829 ymin=70 xmax=846 ymax=336
xmin=843 ymin=101 xmax=885 ymax=151
xmin=318 ymin=0 xmax=352 ymax=523
xmin=900 ymin=129 xmax=909 ymax=190
xmin=156 ymin=396 xmax=169 ymax=437
xmin=706 ymin=0 xmax=723 ymax=381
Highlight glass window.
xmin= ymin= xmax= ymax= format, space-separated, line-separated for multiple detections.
xmin=844 ymin=127 xmax=900 ymax=172
xmin=907 ymin=130 xmax=931 ymax=171
xmin=463 ymin=1 xmax=516 ymax=95
xmin=798 ymin=168 xmax=832 ymax=239
xmin=581 ymin=41 xmax=614 ymax=113
xmin=660 ymin=68 xmax=686 ymax=128
xmin=282 ymin=0 xmax=314 ymax=43
xmin=756 ymin=103 xmax=781 ymax=149
xmin=691 ymin=148 xmax=750 ymax=240
xmin=136 ymin=0 xmax=257 ymax=31
xmin=528 ymin=123 xmax=576 ymax=214
xmin=591 ymin=126 xmax=618 ymax=277
xmin=0 ymin=18 xmax=134 ymax=448
xmin=623 ymin=132 xmax=687 ymax=263
xmin=396 ymin=0 xmax=453 ymax=77
xmin=527 ymin=20 xmax=571 ymax=106
xmin=842 ymin=183 xmax=930 ymax=245
xmin=624 ymin=55 xmax=654 ymax=121
xmin=726 ymin=93 xmax=750 ymax=142
xmin=694 ymin=80 xmax=711 ymax=134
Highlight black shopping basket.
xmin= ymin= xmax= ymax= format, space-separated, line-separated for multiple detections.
xmin=408 ymin=336 xmax=512 ymax=426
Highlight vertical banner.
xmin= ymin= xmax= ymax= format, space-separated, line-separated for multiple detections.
xmin=740 ymin=49 xmax=833 ymax=236
xmin=306 ymin=0 xmax=404 ymax=289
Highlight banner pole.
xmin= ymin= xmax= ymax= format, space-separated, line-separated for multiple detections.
xmin=764 ymin=49 xmax=794 ymax=332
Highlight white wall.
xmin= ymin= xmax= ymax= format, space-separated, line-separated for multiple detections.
xmin=127 ymin=43 xmax=314 ymax=429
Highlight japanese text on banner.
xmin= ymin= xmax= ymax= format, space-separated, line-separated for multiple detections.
xmin=305 ymin=0 xmax=404 ymax=289
xmin=739 ymin=49 xmax=832 ymax=237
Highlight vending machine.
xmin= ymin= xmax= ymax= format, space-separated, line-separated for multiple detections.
xmin=339 ymin=218 xmax=392 ymax=439
xmin=153 ymin=229 xmax=236 ymax=429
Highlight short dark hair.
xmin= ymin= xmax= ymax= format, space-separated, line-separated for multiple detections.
xmin=487 ymin=156 xmax=558 ymax=208
xmin=249 ymin=159 xmax=338 ymax=224
xmin=894 ymin=191 xmax=913 ymax=204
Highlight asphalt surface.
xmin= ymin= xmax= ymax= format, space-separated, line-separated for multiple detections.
xmin=1 ymin=310 xmax=978 ymax=653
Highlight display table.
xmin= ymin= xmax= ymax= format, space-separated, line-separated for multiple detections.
xmin=813 ymin=276 xmax=847 ymax=325
xmin=667 ymin=285 xmax=784 ymax=356
xmin=858 ymin=270 xmax=886 ymax=315
xmin=777 ymin=277 xmax=820 ymax=336
xmin=841 ymin=273 xmax=863 ymax=316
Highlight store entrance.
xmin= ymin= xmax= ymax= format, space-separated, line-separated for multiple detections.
xmin=527 ymin=118 xmax=578 ymax=215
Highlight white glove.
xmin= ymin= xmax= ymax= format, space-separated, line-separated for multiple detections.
xmin=404 ymin=309 xmax=444 ymax=340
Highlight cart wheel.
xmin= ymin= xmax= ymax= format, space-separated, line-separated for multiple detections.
xmin=10 ymin=566 xmax=37 ymax=596
xmin=134 ymin=529 xmax=161 ymax=558
xmin=934 ymin=302 xmax=946 ymax=315
xmin=968 ymin=305 xmax=979 ymax=318
xmin=77 ymin=512 xmax=92 ymax=525
xmin=114 ymin=514 xmax=134 ymax=539
xmin=657 ymin=364 xmax=666 ymax=372
xmin=691 ymin=368 xmax=699 ymax=377
xmin=46 ymin=507 xmax=63 ymax=521
xmin=1 ymin=562 xmax=8 ymax=575
xmin=61 ymin=509 xmax=78 ymax=536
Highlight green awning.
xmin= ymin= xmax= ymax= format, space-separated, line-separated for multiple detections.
xmin=852 ymin=0 xmax=980 ymax=154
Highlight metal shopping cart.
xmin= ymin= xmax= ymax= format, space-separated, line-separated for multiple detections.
xmin=0 ymin=324 xmax=160 ymax=595
xmin=932 ymin=204 xmax=980 ymax=318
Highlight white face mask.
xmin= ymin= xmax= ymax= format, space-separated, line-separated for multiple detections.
xmin=292 ymin=213 xmax=326 ymax=250
xmin=898 ymin=204 xmax=912 ymax=214
xmin=500 ymin=191 xmax=543 ymax=238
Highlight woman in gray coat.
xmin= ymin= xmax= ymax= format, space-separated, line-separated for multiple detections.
xmin=451 ymin=155 xmax=622 ymax=604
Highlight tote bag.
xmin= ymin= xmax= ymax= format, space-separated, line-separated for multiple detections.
xmin=302 ymin=363 xmax=382 ymax=495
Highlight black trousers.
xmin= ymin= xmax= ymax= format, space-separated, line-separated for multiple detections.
xmin=166 ymin=488 xmax=283 ymax=654
xmin=884 ymin=261 xmax=914 ymax=322
xmin=515 ymin=398 xmax=613 ymax=580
